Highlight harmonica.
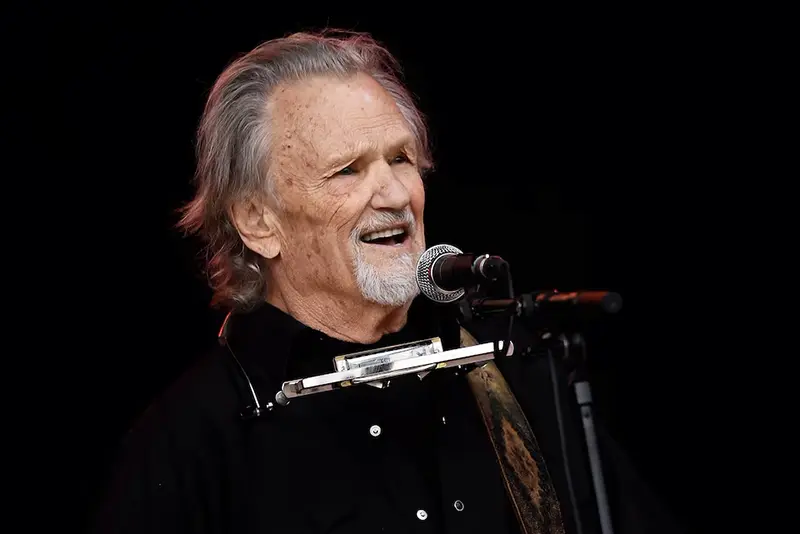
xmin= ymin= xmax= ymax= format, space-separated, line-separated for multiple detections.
xmin=279 ymin=337 xmax=513 ymax=401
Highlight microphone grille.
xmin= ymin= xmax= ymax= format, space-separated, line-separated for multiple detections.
xmin=415 ymin=244 xmax=466 ymax=303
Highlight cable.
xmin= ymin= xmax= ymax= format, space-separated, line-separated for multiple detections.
xmin=548 ymin=341 xmax=584 ymax=534
xmin=223 ymin=342 xmax=265 ymax=420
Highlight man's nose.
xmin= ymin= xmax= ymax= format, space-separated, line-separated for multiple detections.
xmin=370 ymin=162 xmax=411 ymax=211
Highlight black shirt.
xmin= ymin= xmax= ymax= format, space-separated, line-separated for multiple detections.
xmin=93 ymin=297 xmax=683 ymax=534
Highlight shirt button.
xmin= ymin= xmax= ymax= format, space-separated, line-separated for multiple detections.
xmin=369 ymin=424 xmax=381 ymax=437
xmin=416 ymin=509 xmax=428 ymax=520
xmin=454 ymin=500 xmax=465 ymax=512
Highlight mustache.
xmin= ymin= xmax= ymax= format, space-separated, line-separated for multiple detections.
xmin=350 ymin=209 xmax=416 ymax=241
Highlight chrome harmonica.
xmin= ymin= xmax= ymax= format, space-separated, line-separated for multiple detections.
xmin=279 ymin=337 xmax=512 ymax=401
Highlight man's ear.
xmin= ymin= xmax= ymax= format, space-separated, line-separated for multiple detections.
xmin=230 ymin=198 xmax=281 ymax=259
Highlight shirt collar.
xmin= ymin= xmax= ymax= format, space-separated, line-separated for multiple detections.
xmin=219 ymin=296 xmax=460 ymax=389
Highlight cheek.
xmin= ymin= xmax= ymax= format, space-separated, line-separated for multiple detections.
xmin=276 ymin=201 xmax=332 ymax=265
xmin=295 ymin=230 xmax=335 ymax=281
xmin=404 ymin=174 xmax=426 ymax=215
xmin=293 ymin=195 xmax=364 ymax=261
xmin=324 ymin=183 xmax=373 ymax=231
xmin=282 ymin=188 xmax=346 ymax=231
xmin=308 ymin=232 xmax=322 ymax=256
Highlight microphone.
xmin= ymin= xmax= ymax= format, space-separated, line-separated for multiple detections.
xmin=416 ymin=244 xmax=508 ymax=303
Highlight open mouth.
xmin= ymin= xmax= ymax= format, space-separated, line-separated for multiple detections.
xmin=360 ymin=226 xmax=409 ymax=247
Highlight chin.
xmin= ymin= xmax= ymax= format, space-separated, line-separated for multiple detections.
xmin=353 ymin=246 xmax=420 ymax=308
xmin=361 ymin=285 xmax=419 ymax=309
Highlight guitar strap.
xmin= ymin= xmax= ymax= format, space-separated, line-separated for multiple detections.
xmin=459 ymin=326 xmax=566 ymax=534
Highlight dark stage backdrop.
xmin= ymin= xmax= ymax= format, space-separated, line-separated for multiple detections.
xmin=36 ymin=6 xmax=717 ymax=532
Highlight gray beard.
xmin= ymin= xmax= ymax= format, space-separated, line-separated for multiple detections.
xmin=352 ymin=243 xmax=420 ymax=307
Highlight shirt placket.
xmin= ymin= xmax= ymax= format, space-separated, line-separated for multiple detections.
xmin=434 ymin=371 xmax=520 ymax=534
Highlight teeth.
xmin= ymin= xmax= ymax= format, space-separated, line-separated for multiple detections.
xmin=362 ymin=227 xmax=406 ymax=243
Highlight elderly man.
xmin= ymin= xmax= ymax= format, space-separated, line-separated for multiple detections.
xmin=94 ymin=31 xmax=682 ymax=534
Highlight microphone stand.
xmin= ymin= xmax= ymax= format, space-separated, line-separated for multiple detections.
xmin=465 ymin=291 xmax=618 ymax=534
xmin=551 ymin=332 xmax=614 ymax=534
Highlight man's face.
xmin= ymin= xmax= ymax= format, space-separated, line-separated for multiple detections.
xmin=266 ymin=73 xmax=426 ymax=307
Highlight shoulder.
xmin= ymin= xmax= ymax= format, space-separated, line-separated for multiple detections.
xmin=118 ymin=346 xmax=243 ymax=460
xmin=93 ymin=347 xmax=246 ymax=532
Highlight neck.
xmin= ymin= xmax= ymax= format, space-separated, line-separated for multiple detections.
xmin=265 ymin=278 xmax=412 ymax=345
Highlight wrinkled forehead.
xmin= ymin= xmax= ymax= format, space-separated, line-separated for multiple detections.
xmin=268 ymin=73 xmax=414 ymax=169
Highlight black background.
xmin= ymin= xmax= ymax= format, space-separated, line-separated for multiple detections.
xmin=9 ymin=4 xmax=736 ymax=531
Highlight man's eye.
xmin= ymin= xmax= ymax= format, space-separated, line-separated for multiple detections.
xmin=391 ymin=154 xmax=410 ymax=165
xmin=336 ymin=166 xmax=356 ymax=176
